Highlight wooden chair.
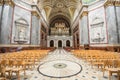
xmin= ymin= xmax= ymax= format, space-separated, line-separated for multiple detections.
xmin=0 ymin=77 xmax=6 ymax=80
xmin=0 ymin=64 xmax=6 ymax=77
xmin=11 ymin=60 xmax=26 ymax=80
xmin=103 ymin=59 xmax=120 ymax=80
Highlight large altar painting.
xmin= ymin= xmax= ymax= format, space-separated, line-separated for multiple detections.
xmin=88 ymin=7 xmax=107 ymax=44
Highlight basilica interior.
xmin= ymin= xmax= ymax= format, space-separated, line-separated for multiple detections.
xmin=0 ymin=0 xmax=120 ymax=80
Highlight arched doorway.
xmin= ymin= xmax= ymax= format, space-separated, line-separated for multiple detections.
xmin=50 ymin=40 xmax=54 ymax=47
xmin=66 ymin=40 xmax=70 ymax=47
xmin=58 ymin=40 xmax=62 ymax=48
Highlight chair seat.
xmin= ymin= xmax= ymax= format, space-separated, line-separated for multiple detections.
xmin=105 ymin=68 xmax=119 ymax=72
xmin=92 ymin=62 xmax=104 ymax=65
xmin=11 ymin=68 xmax=23 ymax=72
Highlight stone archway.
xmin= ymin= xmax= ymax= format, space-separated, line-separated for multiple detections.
xmin=50 ymin=40 xmax=54 ymax=47
xmin=66 ymin=40 xmax=70 ymax=47
xmin=58 ymin=40 xmax=62 ymax=48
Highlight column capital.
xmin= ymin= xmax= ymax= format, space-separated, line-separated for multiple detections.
xmin=4 ymin=0 xmax=15 ymax=7
xmin=31 ymin=11 xmax=40 ymax=19
xmin=115 ymin=1 xmax=120 ymax=6
xmin=80 ymin=11 xmax=88 ymax=19
xmin=104 ymin=0 xmax=120 ymax=8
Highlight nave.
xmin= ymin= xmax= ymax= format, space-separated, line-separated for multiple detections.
xmin=1 ymin=49 xmax=119 ymax=80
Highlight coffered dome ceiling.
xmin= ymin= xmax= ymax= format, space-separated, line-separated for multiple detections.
xmin=22 ymin=0 xmax=97 ymax=24
xmin=37 ymin=0 xmax=82 ymax=23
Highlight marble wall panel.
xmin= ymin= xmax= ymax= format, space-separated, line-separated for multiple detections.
xmin=11 ymin=6 xmax=31 ymax=44
xmin=88 ymin=7 xmax=107 ymax=44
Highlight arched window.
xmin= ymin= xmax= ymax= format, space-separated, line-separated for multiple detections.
xmin=50 ymin=40 xmax=54 ymax=47
xmin=14 ymin=18 xmax=28 ymax=43
xmin=66 ymin=40 xmax=70 ymax=47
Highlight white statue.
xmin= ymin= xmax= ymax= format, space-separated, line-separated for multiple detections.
xmin=19 ymin=29 xmax=25 ymax=40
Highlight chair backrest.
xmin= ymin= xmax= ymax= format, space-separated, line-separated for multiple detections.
xmin=0 ymin=64 xmax=5 ymax=73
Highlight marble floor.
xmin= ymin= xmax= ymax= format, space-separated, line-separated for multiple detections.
xmin=11 ymin=49 xmax=118 ymax=80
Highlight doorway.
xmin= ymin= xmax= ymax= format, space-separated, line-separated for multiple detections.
xmin=66 ymin=40 xmax=70 ymax=47
xmin=50 ymin=40 xmax=54 ymax=47
xmin=58 ymin=40 xmax=62 ymax=48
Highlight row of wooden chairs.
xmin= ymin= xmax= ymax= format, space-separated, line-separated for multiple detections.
xmin=72 ymin=50 xmax=120 ymax=80
xmin=0 ymin=50 xmax=49 ymax=80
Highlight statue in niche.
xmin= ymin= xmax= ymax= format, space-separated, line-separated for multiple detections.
xmin=18 ymin=28 xmax=25 ymax=40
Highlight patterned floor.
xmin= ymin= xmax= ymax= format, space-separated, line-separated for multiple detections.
xmin=11 ymin=49 xmax=118 ymax=80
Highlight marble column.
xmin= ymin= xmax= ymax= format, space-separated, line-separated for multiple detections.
xmin=63 ymin=39 xmax=66 ymax=47
xmin=79 ymin=11 xmax=89 ymax=45
xmin=37 ymin=18 xmax=41 ymax=45
xmin=70 ymin=39 xmax=73 ymax=47
xmin=115 ymin=6 xmax=120 ymax=43
xmin=0 ymin=0 xmax=3 ymax=24
xmin=39 ymin=19 xmax=41 ymax=45
xmin=43 ymin=34 xmax=46 ymax=47
xmin=105 ymin=6 xmax=118 ymax=44
xmin=55 ymin=39 xmax=57 ymax=48
xmin=79 ymin=19 xmax=83 ymax=45
xmin=74 ymin=34 xmax=77 ymax=48
xmin=47 ymin=39 xmax=50 ymax=47
xmin=0 ymin=1 xmax=3 ymax=43
xmin=31 ymin=11 xmax=40 ymax=45
xmin=0 ymin=1 xmax=14 ymax=44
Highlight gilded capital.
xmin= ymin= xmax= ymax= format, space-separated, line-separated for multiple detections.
xmin=31 ymin=11 xmax=40 ymax=19
xmin=80 ymin=11 xmax=88 ymax=19
xmin=115 ymin=1 xmax=120 ymax=6
xmin=4 ymin=0 xmax=15 ymax=7
xmin=104 ymin=0 xmax=114 ymax=8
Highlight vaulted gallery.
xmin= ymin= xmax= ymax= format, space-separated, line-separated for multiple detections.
xmin=0 ymin=0 xmax=120 ymax=80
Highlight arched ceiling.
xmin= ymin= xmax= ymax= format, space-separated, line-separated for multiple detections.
xmin=50 ymin=15 xmax=70 ymax=28
xmin=22 ymin=0 xmax=98 ymax=25
xmin=37 ymin=0 xmax=82 ymax=24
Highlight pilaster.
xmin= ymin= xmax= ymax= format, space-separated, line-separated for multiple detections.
xmin=105 ymin=3 xmax=118 ymax=44
xmin=0 ymin=0 xmax=15 ymax=44
xmin=31 ymin=11 xmax=40 ymax=45
xmin=79 ymin=11 xmax=89 ymax=45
